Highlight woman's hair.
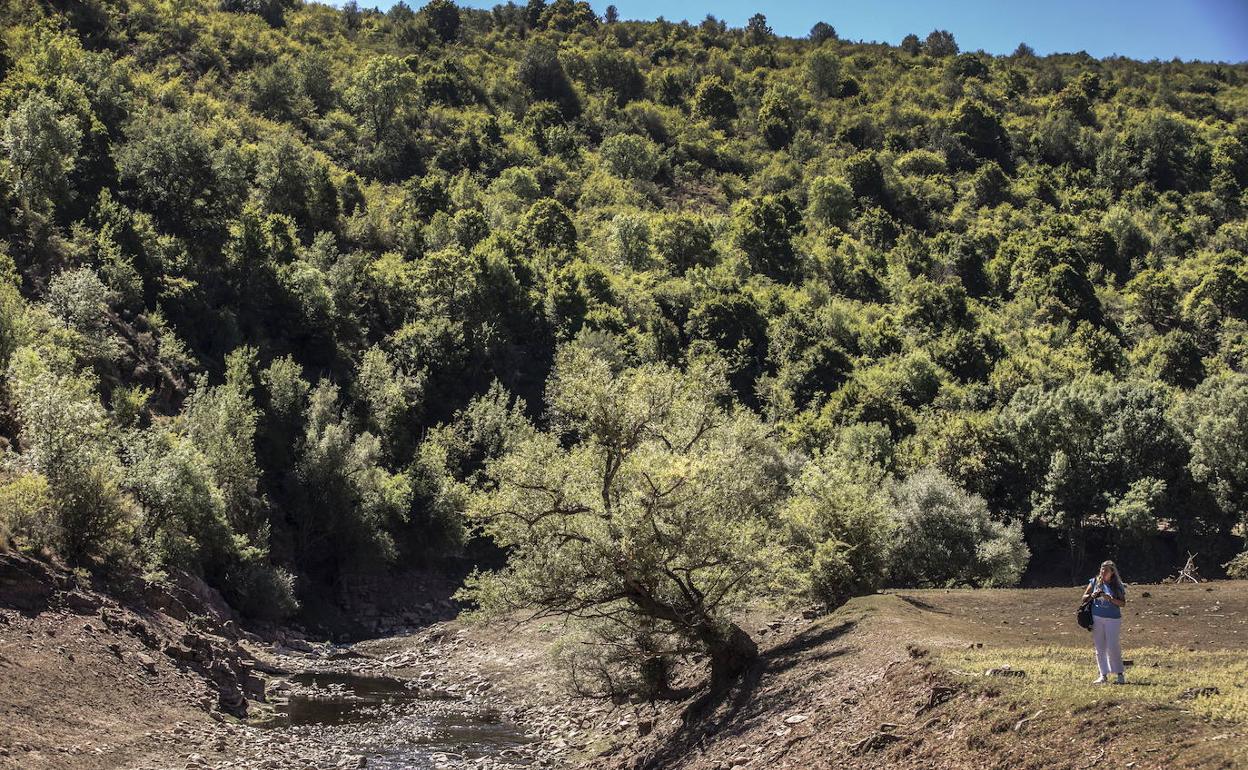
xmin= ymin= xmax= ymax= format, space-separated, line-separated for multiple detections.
xmin=1097 ymin=560 xmax=1124 ymax=593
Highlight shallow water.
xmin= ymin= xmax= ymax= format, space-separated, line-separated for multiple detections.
xmin=274 ymin=670 xmax=532 ymax=768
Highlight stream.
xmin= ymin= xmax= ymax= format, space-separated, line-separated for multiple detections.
xmin=269 ymin=670 xmax=534 ymax=769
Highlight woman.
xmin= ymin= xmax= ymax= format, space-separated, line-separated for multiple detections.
xmin=1082 ymin=560 xmax=1127 ymax=684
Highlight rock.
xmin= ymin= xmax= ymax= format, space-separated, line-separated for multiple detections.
xmin=637 ymin=718 xmax=653 ymax=737
xmin=172 ymin=570 xmax=238 ymax=623
xmin=801 ymin=608 xmax=820 ymax=620
xmin=0 ymin=554 xmax=57 ymax=611
xmin=283 ymin=637 xmax=315 ymax=654
xmin=60 ymin=590 xmax=102 ymax=614
xmin=135 ymin=653 xmax=158 ymax=674
xmin=217 ymin=680 xmax=248 ymax=717
xmin=164 ymin=644 xmax=197 ymax=663
xmin=784 ymin=714 xmax=808 ymax=724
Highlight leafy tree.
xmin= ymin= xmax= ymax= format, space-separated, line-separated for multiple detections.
xmin=292 ymin=380 xmax=412 ymax=576
xmin=654 ymin=214 xmax=715 ymax=274
xmin=1179 ymin=372 xmax=1248 ymax=534
xmin=2 ymin=92 xmax=81 ymax=213
xmin=807 ymin=175 xmax=854 ymax=227
xmin=807 ymin=49 xmax=841 ymax=99
xmin=900 ymin=34 xmax=922 ymax=55
xmin=783 ymin=452 xmax=892 ymax=607
xmin=6 ymin=347 xmax=131 ymax=563
xmin=888 ymin=468 xmax=1028 ymax=587
xmin=758 ymin=85 xmax=800 ymax=149
xmin=924 ymin=29 xmax=959 ymax=57
xmin=951 ymin=100 xmax=1011 ymax=165
xmin=459 ymin=344 xmax=790 ymax=691
xmin=809 ymin=22 xmax=837 ymax=44
xmin=520 ymin=198 xmax=578 ymax=252
xmin=732 ymin=194 xmax=802 ymax=281
xmin=518 ymin=42 xmax=580 ymax=117
xmin=599 ymin=134 xmax=660 ymax=180
xmin=219 ymin=0 xmax=295 ymax=27
xmin=420 ymin=0 xmax=461 ymax=42
xmin=115 ymin=113 xmax=229 ymax=234
xmin=345 ymin=55 xmax=417 ymax=142
xmin=745 ymin=13 xmax=773 ymax=46
xmin=692 ymin=76 xmax=737 ymax=128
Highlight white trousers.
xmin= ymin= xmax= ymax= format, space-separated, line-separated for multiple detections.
xmin=1092 ymin=615 xmax=1123 ymax=676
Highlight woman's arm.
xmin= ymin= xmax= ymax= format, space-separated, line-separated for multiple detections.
xmin=1101 ymin=584 xmax=1126 ymax=607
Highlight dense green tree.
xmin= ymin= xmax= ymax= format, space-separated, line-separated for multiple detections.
xmin=758 ymin=85 xmax=800 ymax=149
xmin=345 ymin=55 xmax=417 ymax=142
xmin=518 ymin=42 xmax=580 ymax=117
xmin=745 ymin=13 xmax=773 ymax=46
xmin=692 ymin=76 xmax=737 ymax=128
xmin=3 ymin=92 xmax=81 ymax=213
xmin=732 ymin=194 xmax=802 ymax=281
xmin=653 ymin=214 xmax=715 ymax=274
xmin=420 ymin=0 xmax=461 ymax=42
xmin=809 ymin=22 xmax=837 ymax=44
xmin=888 ymin=468 xmax=1028 ymax=587
xmin=924 ymin=29 xmax=959 ymax=57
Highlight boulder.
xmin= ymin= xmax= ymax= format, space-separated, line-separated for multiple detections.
xmin=0 ymin=554 xmax=56 ymax=612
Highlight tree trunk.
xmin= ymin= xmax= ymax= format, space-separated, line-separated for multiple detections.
xmin=704 ymin=621 xmax=758 ymax=692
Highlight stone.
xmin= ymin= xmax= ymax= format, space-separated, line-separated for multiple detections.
xmin=784 ymin=714 xmax=808 ymax=724
xmin=61 ymin=590 xmax=102 ymax=614
xmin=136 ymin=653 xmax=158 ymax=674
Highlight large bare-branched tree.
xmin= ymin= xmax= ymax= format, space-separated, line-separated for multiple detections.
xmin=460 ymin=343 xmax=790 ymax=692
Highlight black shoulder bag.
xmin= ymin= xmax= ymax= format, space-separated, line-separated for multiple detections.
xmin=1077 ymin=588 xmax=1094 ymax=631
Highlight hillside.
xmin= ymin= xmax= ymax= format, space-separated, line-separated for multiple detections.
xmin=3 ymin=0 xmax=1248 ymax=765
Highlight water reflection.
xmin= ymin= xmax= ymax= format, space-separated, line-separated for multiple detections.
xmin=270 ymin=670 xmax=533 ymax=768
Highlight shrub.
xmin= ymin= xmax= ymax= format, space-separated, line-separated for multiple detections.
xmin=888 ymin=467 xmax=1029 ymax=587
xmin=599 ymin=133 xmax=661 ymax=181
xmin=1225 ymin=551 xmax=1248 ymax=579
xmin=807 ymin=175 xmax=854 ymax=227
xmin=0 ymin=472 xmax=54 ymax=552
xmin=782 ymin=453 xmax=893 ymax=607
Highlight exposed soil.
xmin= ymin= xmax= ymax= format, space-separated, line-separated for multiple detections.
xmin=3 ymin=552 xmax=1246 ymax=770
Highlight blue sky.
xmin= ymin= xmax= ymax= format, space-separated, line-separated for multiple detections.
xmin=357 ymin=0 xmax=1248 ymax=63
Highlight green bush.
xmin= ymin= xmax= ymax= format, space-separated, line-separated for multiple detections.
xmin=888 ymin=467 xmax=1029 ymax=588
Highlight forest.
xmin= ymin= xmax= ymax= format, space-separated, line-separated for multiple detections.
xmin=1 ymin=0 xmax=1247 ymax=694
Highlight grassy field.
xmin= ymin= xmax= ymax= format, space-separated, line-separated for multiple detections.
xmin=944 ymin=645 xmax=1248 ymax=724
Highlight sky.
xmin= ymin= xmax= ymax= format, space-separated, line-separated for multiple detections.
xmin=358 ymin=0 xmax=1248 ymax=63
